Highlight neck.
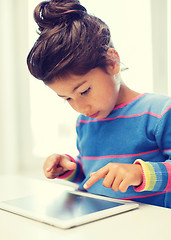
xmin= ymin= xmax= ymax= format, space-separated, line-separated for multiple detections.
xmin=117 ymin=81 xmax=140 ymax=105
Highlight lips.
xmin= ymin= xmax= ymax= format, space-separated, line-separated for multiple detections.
xmin=88 ymin=111 xmax=100 ymax=118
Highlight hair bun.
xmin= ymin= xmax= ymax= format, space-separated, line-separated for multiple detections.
xmin=34 ymin=0 xmax=87 ymax=32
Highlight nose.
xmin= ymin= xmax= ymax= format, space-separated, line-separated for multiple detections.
xmin=72 ymin=99 xmax=91 ymax=115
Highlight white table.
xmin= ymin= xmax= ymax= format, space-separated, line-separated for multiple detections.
xmin=0 ymin=175 xmax=171 ymax=240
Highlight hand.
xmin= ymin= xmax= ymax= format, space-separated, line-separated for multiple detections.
xmin=43 ymin=154 xmax=77 ymax=179
xmin=84 ymin=163 xmax=143 ymax=192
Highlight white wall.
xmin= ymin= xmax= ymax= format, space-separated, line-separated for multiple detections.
xmin=0 ymin=0 xmax=32 ymax=174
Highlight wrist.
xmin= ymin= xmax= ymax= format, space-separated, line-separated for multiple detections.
xmin=133 ymin=159 xmax=146 ymax=192
xmin=134 ymin=163 xmax=143 ymax=186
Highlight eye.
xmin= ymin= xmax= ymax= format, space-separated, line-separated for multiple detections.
xmin=81 ymin=88 xmax=91 ymax=96
xmin=66 ymin=97 xmax=71 ymax=101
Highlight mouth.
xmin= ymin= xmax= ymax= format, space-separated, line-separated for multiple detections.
xmin=88 ymin=111 xmax=100 ymax=118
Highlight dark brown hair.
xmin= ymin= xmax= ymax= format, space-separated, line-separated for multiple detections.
xmin=27 ymin=0 xmax=114 ymax=83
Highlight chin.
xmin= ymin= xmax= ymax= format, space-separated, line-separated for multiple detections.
xmin=96 ymin=113 xmax=108 ymax=119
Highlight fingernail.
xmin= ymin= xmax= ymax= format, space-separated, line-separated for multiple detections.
xmin=83 ymin=183 xmax=88 ymax=189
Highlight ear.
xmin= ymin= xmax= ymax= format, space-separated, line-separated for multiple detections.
xmin=106 ymin=48 xmax=120 ymax=75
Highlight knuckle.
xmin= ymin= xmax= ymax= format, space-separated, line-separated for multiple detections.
xmin=92 ymin=174 xmax=100 ymax=181
xmin=119 ymin=187 xmax=126 ymax=193
xmin=48 ymin=153 xmax=56 ymax=160
xmin=103 ymin=180 xmax=110 ymax=188
xmin=118 ymin=168 xmax=127 ymax=177
xmin=50 ymin=153 xmax=60 ymax=162
xmin=43 ymin=165 xmax=46 ymax=172
xmin=107 ymin=163 xmax=119 ymax=172
xmin=112 ymin=185 xmax=118 ymax=192
xmin=46 ymin=174 xmax=53 ymax=179
xmin=119 ymin=185 xmax=127 ymax=192
xmin=107 ymin=162 xmax=113 ymax=169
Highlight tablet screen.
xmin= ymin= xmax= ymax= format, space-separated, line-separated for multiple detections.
xmin=3 ymin=192 xmax=123 ymax=221
xmin=0 ymin=190 xmax=139 ymax=228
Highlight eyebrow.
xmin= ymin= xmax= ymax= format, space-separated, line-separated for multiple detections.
xmin=57 ymin=81 xmax=87 ymax=98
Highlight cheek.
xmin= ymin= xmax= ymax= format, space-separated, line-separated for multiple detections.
xmin=99 ymin=87 xmax=118 ymax=107
xmin=68 ymin=101 xmax=77 ymax=111
xmin=93 ymin=93 xmax=113 ymax=110
xmin=104 ymin=95 xmax=117 ymax=108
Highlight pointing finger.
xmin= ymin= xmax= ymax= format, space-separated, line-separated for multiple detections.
xmin=84 ymin=167 xmax=108 ymax=189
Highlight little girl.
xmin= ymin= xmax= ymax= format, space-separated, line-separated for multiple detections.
xmin=27 ymin=0 xmax=171 ymax=208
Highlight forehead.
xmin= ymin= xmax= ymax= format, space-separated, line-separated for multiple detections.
xmin=47 ymin=67 xmax=109 ymax=95
xmin=47 ymin=73 xmax=89 ymax=95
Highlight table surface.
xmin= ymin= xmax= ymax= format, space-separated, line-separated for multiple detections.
xmin=0 ymin=175 xmax=171 ymax=240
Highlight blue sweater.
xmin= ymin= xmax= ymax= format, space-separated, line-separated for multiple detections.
xmin=59 ymin=93 xmax=171 ymax=208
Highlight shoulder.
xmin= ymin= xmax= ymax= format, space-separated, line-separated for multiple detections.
xmin=112 ymin=93 xmax=171 ymax=117
xmin=137 ymin=93 xmax=171 ymax=115
xmin=143 ymin=92 xmax=171 ymax=104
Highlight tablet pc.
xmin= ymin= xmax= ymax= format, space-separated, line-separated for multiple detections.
xmin=0 ymin=190 xmax=139 ymax=229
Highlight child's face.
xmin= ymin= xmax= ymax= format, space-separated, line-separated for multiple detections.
xmin=48 ymin=67 xmax=121 ymax=119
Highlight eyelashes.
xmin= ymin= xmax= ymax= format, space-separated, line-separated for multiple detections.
xmin=65 ymin=87 xmax=91 ymax=101
xmin=81 ymin=87 xmax=91 ymax=96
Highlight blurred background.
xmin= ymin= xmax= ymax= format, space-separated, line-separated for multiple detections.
xmin=0 ymin=0 xmax=170 ymax=179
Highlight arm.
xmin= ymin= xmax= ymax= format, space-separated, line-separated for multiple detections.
xmin=134 ymin=158 xmax=171 ymax=192
xmin=59 ymin=128 xmax=86 ymax=183
xmin=133 ymin=105 xmax=171 ymax=192
xmin=61 ymin=116 xmax=85 ymax=183
xmin=84 ymin=103 xmax=171 ymax=193
xmin=43 ymin=119 xmax=85 ymax=183
xmin=83 ymin=155 xmax=171 ymax=193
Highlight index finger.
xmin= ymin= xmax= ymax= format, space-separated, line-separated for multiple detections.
xmin=45 ymin=154 xmax=62 ymax=172
xmin=83 ymin=167 xmax=108 ymax=189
